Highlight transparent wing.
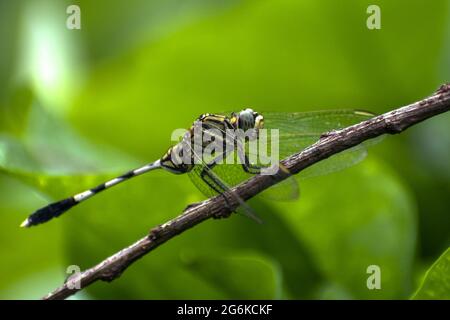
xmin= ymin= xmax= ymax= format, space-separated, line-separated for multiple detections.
xmin=188 ymin=163 xmax=248 ymax=199
xmin=188 ymin=150 xmax=300 ymax=202
xmin=263 ymin=110 xmax=374 ymax=135
xmin=258 ymin=175 xmax=299 ymax=201
xmin=187 ymin=164 xmax=261 ymax=223
xmin=261 ymin=110 xmax=377 ymax=179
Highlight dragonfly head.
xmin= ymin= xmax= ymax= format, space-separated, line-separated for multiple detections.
xmin=235 ymin=108 xmax=264 ymax=131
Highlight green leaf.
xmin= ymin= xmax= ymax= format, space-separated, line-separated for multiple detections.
xmin=0 ymin=86 xmax=34 ymax=137
xmin=273 ymin=158 xmax=417 ymax=299
xmin=181 ymin=251 xmax=283 ymax=299
xmin=0 ymin=173 xmax=65 ymax=299
xmin=0 ymin=103 xmax=139 ymax=198
xmin=412 ymin=248 xmax=450 ymax=300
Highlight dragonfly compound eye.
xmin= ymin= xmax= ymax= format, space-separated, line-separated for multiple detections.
xmin=238 ymin=108 xmax=257 ymax=131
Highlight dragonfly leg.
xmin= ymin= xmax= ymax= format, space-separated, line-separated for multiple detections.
xmin=199 ymin=166 xmax=233 ymax=219
xmin=189 ymin=142 xmax=261 ymax=222
xmin=239 ymin=152 xmax=262 ymax=174
xmin=234 ymin=139 xmax=261 ymax=174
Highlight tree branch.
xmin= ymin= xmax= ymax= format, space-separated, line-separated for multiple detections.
xmin=43 ymin=84 xmax=450 ymax=300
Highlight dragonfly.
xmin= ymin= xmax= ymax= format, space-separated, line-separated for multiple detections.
xmin=20 ymin=108 xmax=375 ymax=228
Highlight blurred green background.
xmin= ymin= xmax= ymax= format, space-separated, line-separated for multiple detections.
xmin=0 ymin=0 xmax=449 ymax=299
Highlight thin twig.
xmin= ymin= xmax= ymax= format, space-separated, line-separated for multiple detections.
xmin=43 ymin=84 xmax=450 ymax=300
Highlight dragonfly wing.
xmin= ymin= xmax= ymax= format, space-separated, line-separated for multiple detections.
xmin=299 ymin=144 xmax=367 ymax=179
xmin=263 ymin=110 xmax=377 ymax=179
xmin=188 ymin=165 xmax=235 ymax=199
xmin=259 ymin=175 xmax=299 ymax=201
xmin=263 ymin=110 xmax=375 ymax=136
xmin=188 ymin=164 xmax=262 ymax=223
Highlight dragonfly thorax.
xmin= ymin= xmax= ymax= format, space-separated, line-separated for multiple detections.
xmin=159 ymin=109 xmax=265 ymax=174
